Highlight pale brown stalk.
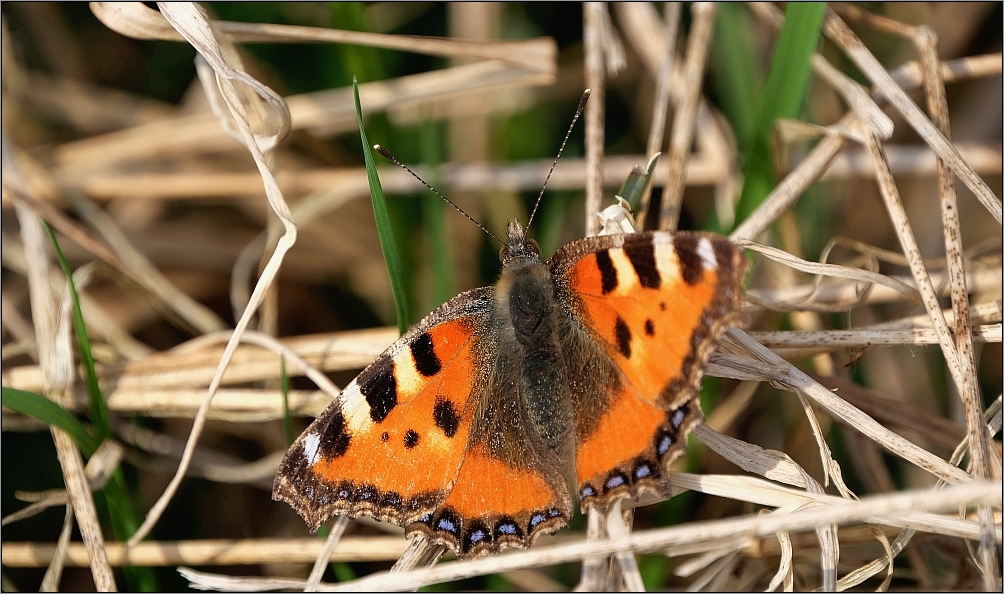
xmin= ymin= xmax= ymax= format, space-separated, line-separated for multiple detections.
xmin=658 ymin=2 xmax=716 ymax=231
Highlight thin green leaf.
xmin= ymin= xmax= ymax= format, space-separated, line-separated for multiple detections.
xmin=711 ymin=3 xmax=763 ymax=152
xmin=354 ymin=77 xmax=411 ymax=334
xmin=38 ymin=226 xmax=155 ymax=587
xmin=734 ymin=2 xmax=826 ymax=228
xmin=328 ymin=2 xmax=385 ymax=85
xmin=42 ymin=221 xmax=111 ymax=442
xmin=2 ymin=387 xmax=98 ymax=457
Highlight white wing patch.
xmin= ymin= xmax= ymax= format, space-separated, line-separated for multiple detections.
xmin=303 ymin=432 xmax=321 ymax=465
xmin=697 ymin=237 xmax=718 ymax=270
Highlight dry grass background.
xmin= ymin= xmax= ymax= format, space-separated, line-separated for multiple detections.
xmin=1 ymin=2 xmax=1001 ymax=592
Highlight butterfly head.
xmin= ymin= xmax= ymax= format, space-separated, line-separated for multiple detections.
xmin=500 ymin=220 xmax=541 ymax=267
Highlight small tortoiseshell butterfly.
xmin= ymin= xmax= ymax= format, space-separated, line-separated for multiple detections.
xmin=273 ymin=98 xmax=747 ymax=559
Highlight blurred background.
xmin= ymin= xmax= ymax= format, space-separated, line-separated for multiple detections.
xmin=2 ymin=2 xmax=1001 ymax=591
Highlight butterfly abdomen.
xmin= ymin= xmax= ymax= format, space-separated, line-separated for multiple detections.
xmin=494 ymin=259 xmax=575 ymax=461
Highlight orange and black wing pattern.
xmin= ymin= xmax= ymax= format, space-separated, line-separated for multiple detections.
xmin=273 ymin=288 xmax=491 ymax=530
xmin=273 ymin=286 xmax=571 ymax=557
xmin=550 ymin=231 xmax=746 ymax=511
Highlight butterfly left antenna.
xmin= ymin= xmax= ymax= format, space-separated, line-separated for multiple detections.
xmin=375 ymin=145 xmax=507 ymax=247
xmin=526 ymin=89 xmax=591 ymax=229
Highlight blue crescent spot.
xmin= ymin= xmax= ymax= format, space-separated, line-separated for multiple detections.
xmin=635 ymin=465 xmax=651 ymax=479
xmin=580 ymin=485 xmax=596 ymax=498
xmin=436 ymin=518 xmax=456 ymax=533
xmin=605 ymin=474 xmax=626 ymax=489
xmin=469 ymin=529 xmax=485 ymax=543
xmin=529 ymin=513 xmax=547 ymax=528
xmin=671 ymin=409 xmax=686 ymax=429
xmin=657 ymin=434 xmax=673 ymax=456
xmin=497 ymin=522 xmax=517 ymax=535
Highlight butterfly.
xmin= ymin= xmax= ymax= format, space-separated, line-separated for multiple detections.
xmin=272 ymin=215 xmax=747 ymax=557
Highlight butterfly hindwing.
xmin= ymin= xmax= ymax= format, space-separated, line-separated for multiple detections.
xmin=408 ymin=291 xmax=573 ymax=557
xmin=550 ymin=231 xmax=747 ymax=510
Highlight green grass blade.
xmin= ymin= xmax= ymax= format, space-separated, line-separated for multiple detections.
xmin=711 ymin=3 xmax=762 ymax=152
xmin=42 ymin=222 xmax=112 ymax=442
xmin=329 ymin=2 xmax=385 ymax=84
xmin=354 ymin=77 xmax=411 ymax=334
xmin=2 ymin=387 xmax=99 ymax=456
xmin=39 ymin=224 xmax=157 ymax=588
xmin=733 ymin=2 xmax=826 ymax=229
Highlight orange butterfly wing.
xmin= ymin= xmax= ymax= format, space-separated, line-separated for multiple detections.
xmin=273 ymin=289 xmax=489 ymax=529
xmin=550 ymin=231 xmax=746 ymax=509
xmin=273 ymin=287 xmax=570 ymax=557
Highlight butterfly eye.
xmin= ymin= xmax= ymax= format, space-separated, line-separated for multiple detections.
xmin=526 ymin=239 xmax=541 ymax=257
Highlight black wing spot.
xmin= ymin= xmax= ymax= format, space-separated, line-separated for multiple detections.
xmin=659 ymin=302 xmax=667 ymax=311
xmin=624 ymin=237 xmax=661 ymax=288
xmin=410 ymin=332 xmax=442 ymax=377
xmin=595 ymin=250 xmax=618 ymax=294
xmin=644 ymin=318 xmax=655 ymax=336
xmin=359 ymin=359 xmax=397 ymax=423
xmin=380 ymin=432 xmax=389 ymax=443
xmin=433 ymin=397 xmax=460 ymax=438
xmin=404 ymin=429 xmax=420 ymax=449
xmin=320 ymin=410 xmax=351 ymax=458
xmin=673 ymin=234 xmax=704 ymax=286
xmin=615 ymin=316 xmax=632 ymax=358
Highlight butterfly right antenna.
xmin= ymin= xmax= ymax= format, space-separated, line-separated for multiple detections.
xmin=374 ymin=145 xmax=507 ymax=247
xmin=526 ymin=89 xmax=591 ymax=229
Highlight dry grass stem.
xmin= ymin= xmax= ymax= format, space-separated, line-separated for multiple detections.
xmin=823 ymin=10 xmax=1002 ymax=223
xmin=658 ymin=2 xmax=716 ymax=231
xmin=177 ymin=483 xmax=1000 ymax=591
xmin=888 ymin=52 xmax=1003 ymax=91
xmin=1 ymin=536 xmax=412 ymax=568
xmin=583 ymin=3 xmax=606 ymax=237
xmin=127 ymin=2 xmax=297 ymax=546
xmin=0 ymin=523 xmax=975 ymax=570
xmin=306 ymin=516 xmax=350 ymax=592
xmin=643 ymin=3 xmax=681 ymax=161
xmin=91 ymin=2 xmax=557 ymax=71
xmin=53 ymin=60 xmax=555 ymax=173
xmin=915 ymin=23 xmax=1000 ymax=586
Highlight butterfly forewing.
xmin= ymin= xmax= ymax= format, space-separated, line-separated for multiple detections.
xmin=549 ymin=231 xmax=747 ymax=510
